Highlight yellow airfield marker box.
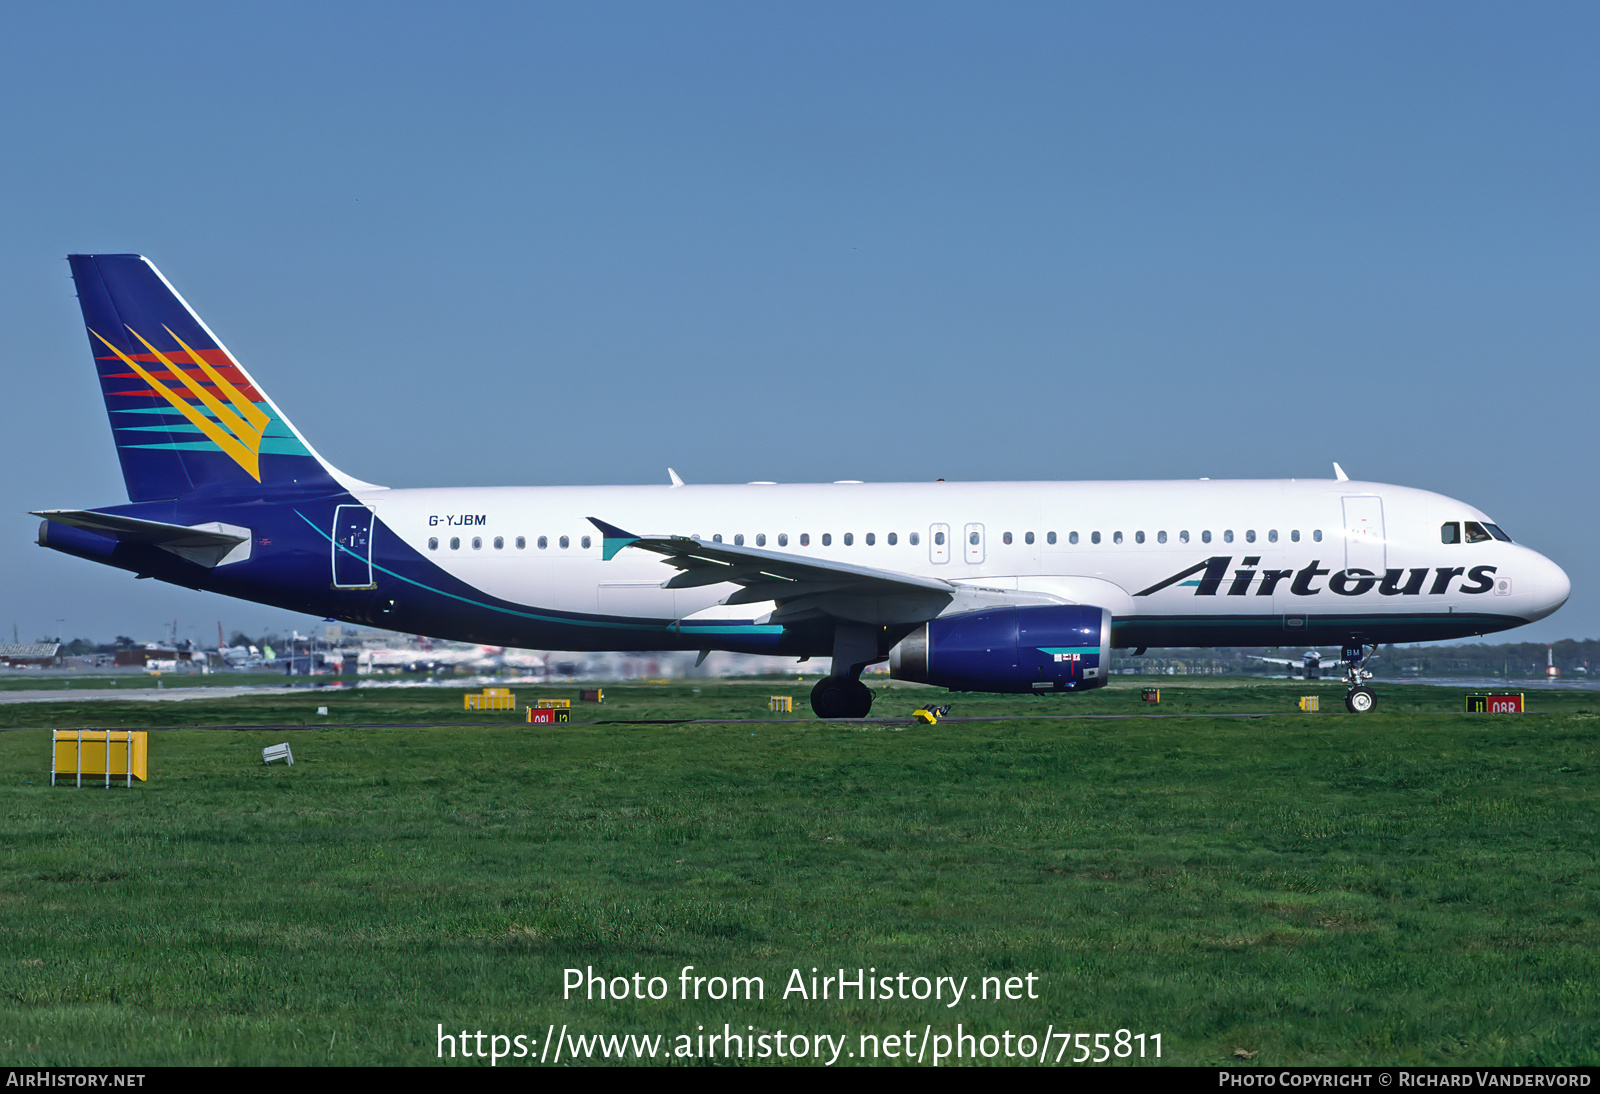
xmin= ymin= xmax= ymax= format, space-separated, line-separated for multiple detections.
xmin=53 ymin=730 xmax=148 ymax=785
xmin=464 ymin=688 xmax=516 ymax=711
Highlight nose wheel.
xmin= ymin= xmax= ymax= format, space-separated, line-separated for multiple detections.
xmin=1340 ymin=642 xmax=1379 ymax=714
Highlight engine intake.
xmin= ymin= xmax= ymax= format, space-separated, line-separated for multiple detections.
xmin=889 ymin=605 xmax=1112 ymax=693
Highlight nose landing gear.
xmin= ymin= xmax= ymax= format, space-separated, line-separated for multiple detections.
xmin=1340 ymin=642 xmax=1379 ymax=713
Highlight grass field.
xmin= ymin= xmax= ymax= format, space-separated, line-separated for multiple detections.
xmin=1 ymin=678 xmax=1595 ymax=1067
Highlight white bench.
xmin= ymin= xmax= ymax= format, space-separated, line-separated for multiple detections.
xmin=262 ymin=742 xmax=294 ymax=766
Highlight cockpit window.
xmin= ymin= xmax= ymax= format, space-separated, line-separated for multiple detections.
xmin=1441 ymin=522 xmax=1460 ymax=544
xmin=1484 ymin=523 xmax=1512 ymax=542
xmin=1464 ymin=521 xmax=1492 ymax=544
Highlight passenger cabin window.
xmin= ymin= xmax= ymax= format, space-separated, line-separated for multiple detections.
xmin=800 ymin=534 xmax=809 ymax=546
xmin=428 ymin=537 xmax=438 ymax=551
xmin=1179 ymin=530 xmax=1190 ymax=543
xmin=778 ymin=534 xmax=788 ymax=547
xmin=559 ymin=535 xmax=569 ymax=549
xmin=887 ymin=532 xmax=897 ymax=545
xmin=1268 ymin=530 xmax=1278 ymax=543
xmin=866 ymin=533 xmax=875 ymax=546
xmin=582 ymin=536 xmax=592 ymax=549
xmin=843 ymin=533 xmax=854 ymax=546
xmin=1157 ymin=530 xmax=1167 ymax=544
xmin=1046 ymin=531 xmax=1056 ymax=544
xmin=756 ymin=534 xmax=766 ymax=547
xmin=734 ymin=534 xmax=744 ymax=546
xmin=712 ymin=534 xmax=722 ymax=543
xmin=1223 ymin=530 xmax=1233 ymax=544
xmin=472 ymin=536 xmax=483 ymax=549
xmin=1135 ymin=531 xmax=1144 ymax=544
xmin=1245 ymin=530 xmax=1255 ymax=543
xmin=493 ymin=536 xmax=504 ymax=549
xmin=1112 ymin=531 xmax=1123 ymax=544
xmin=1068 ymin=532 xmax=1078 ymax=544
xmin=1313 ymin=530 xmax=1323 ymax=542
xmin=1091 ymin=531 xmax=1101 ymax=545
xmin=1291 ymin=530 xmax=1300 ymax=542
xmin=934 ymin=531 xmax=945 ymax=545
xmin=909 ymin=532 xmax=920 ymax=545
xmin=1201 ymin=530 xmax=1212 ymax=543
xmin=450 ymin=537 xmax=461 ymax=550
xmin=822 ymin=534 xmax=832 ymax=546
xmin=516 ymin=536 xmax=526 ymax=549
xmin=1025 ymin=531 xmax=1034 ymax=545
xmin=1003 ymin=532 xmax=1012 ymax=545
xmin=537 ymin=536 xmax=547 ymax=549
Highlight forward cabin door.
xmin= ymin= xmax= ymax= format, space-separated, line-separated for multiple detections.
xmin=332 ymin=505 xmax=375 ymax=588
xmin=929 ymin=523 xmax=951 ymax=564
xmin=1342 ymin=496 xmax=1386 ymax=573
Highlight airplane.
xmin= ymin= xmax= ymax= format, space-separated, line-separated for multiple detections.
xmin=34 ymin=255 xmax=1571 ymax=717
xmin=214 ymin=643 xmax=268 ymax=670
xmin=1247 ymin=649 xmax=1340 ymax=679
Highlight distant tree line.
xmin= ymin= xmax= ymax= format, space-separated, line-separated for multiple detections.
xmin=1117 ymin=640 xmax=1597 ymax=679
xmin=1383 ymin=639 xmax=1596 ymax=678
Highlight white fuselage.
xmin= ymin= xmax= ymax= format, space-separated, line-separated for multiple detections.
xmin=355 ymin=477 xmax=1569 ymax=646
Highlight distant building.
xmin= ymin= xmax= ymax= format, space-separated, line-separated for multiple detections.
xmin=0 ymin=643 xmax=61 ymax=668
xmin=113 ymin=646 xmax=205 ymax=668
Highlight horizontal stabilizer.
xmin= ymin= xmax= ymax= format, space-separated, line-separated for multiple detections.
xmin=34 ymin=509 xmax=251 ymax=568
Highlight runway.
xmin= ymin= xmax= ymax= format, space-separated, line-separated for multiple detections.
xmin=0 ymin=686 xmax=287 ymax=705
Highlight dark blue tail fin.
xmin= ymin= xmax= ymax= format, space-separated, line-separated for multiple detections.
xmin=69 ymin=254 xmax=353 ymax=501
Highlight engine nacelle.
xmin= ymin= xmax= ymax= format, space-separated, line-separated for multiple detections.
xmin=889 ymin=605 xmax=1112 ymax=693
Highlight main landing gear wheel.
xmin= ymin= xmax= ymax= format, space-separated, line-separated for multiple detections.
xmin=811 ymin=677 xmax=874 ymax=719
xmin=1345 ymin=686 xmax=1377 ymax=714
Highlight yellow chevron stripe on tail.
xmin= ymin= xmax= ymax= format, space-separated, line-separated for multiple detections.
xmin=89 ymin=326 xmax=265 ymax=482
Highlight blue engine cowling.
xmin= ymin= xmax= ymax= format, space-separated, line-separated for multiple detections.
xmin=888 ymin=605 xmax=1112 ymax=693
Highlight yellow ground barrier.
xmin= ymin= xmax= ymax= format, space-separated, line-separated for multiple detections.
xmin=464 ymin=688 xmax=517 ymax=711
xmin=53 ymin=730 xmax=147 ymax=786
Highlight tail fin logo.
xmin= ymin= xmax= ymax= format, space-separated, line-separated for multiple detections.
xmin=90 ymin=325 xmax=271 ymax=482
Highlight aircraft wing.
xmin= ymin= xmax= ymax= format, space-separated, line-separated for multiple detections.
xmin=589 ymin=517 xmax=1022 ymax=626
xmin=1246 ymin=655 xmax=1299 ymax=667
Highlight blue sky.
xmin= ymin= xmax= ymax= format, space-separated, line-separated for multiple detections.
xmin=2 ymin=2 xmax=1595 ymax=646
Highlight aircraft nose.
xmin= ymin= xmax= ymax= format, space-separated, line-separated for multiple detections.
xmin=1521 ymin=549 xmax=1571 ymax=623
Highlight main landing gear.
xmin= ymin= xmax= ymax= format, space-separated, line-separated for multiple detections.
xmin=809 ymin=622 xmax=882 ymax=719
xmin=1339 ymin=642 xmax=1378 ymax=714
xmin=810 ymin=676 xmax=875 ymax=719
